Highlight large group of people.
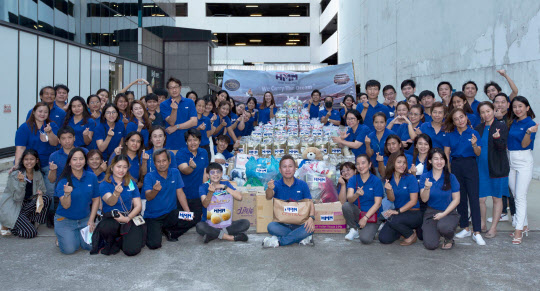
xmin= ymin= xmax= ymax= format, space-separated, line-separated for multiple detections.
xmin=0 ymin=69 xmax=536 ymax=255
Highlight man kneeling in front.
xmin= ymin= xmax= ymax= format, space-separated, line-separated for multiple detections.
xmin=263 ymin=155 xmax=315 ymax=248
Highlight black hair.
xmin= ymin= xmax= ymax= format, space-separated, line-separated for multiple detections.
xmin=57 ymin=147 xmax=87 ymax=188
xmin=105 ymin=154 xmax=133 ymax=186
xmin=100 ymin=103 xmax=120 ymax=124
xmin=383 ymin=134 xmax=403 ymax=157
xmin=342 ymin=95 xmax=355 ymax=106
xmin=246 ymin=97 xmax=258 ymax=110
xmin=216 ymin=134 xmax=231 ymax=144
xmin=372 ymin=111 xmax=387 ymax=123
xmin=419 ymin=90 xmax=435 ymax=101
xmin=87 ymin=94 xmax=100 ymax=105
xmin=279 ymin=154 xmax=296 ymax=168
xmin=355 ymin=154 xmax=376 ymax=175
xmin=57 ymin=126 xmax=75 ymax=139
xmin=152 ymin=148 xmax=171 ymax=163
xmin=426 ymin=148 xmax=451 ymax=191
xmin=145 ymin=93 xmax=158 ymax=102
xmin=311 ymin=89 xmax=321 ymax=97
xmin=507 ymin=96 xmax=536 ymax=126
xmin=400 ymin=79 xmax=416 ymax=89
xmin=154 ymin=88 xmax=168 ymax=97
xmin=39 ymin=86 xmax=55 ymax=97
xmin=148 ymin=125 xmax=167 ymax=150
xmin=410 ymin=104 xmax=425 ymax=123
xmin=17 ymin=149 xmax=41 ymax=173
xmin=186 ymin=91 xmax=198 ymax=100
xmin=166 ymin=77 xmax=182 ymax=88
xmin=493 ymin=92 xmax=510 ymax=104
xmin=125 ymin=91 xmax=134 ymax=97
xmin=477 ymin=101 xmax=495 ymax=114
xmin=345 ymin=109 xmax=363 ymax=124
xmin=384 ymin=152 xmax=410 ymax=180
xmin=462 ymin=80 xmax=478 ymax=92
xmin=437 ymin=81 xmax=453 ymax=93
xmin=63 ymin=96 xmax=91 ymax=127
xmin=54 ymin=84 xmax=70 ymax=93
xmin=412 ymin=133 xmax=432 ymax=165
xmin=195 ymin=97 xmax=207 ymax=107
xmin=382 ymin=85 xmax=396 ymax=93
xmin=484 ymin=81 xmax=502 ymax=95
xmin=365 ymin=80 xmax=381 ymax=90
xmin=184 ymin=128 xmax=202 ymax=142
xmin=448 ymin=91 xmax=474 ymax=114
xmin=444 ymin=108 xmax=471 ymax=132
xmin=206 ymin=162 xmax=223 ymax=173
xmin=407 ymin=95 xmax=421 ymax=105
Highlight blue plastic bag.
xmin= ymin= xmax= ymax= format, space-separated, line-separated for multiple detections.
xmin=245 ymin=156 xmax=282 ymax=189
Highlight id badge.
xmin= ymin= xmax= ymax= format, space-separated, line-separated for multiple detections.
xmin=132 ymin=215 xmax=145 ymax=226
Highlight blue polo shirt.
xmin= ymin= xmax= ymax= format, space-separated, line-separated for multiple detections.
xmin=423 ymin=114 xmax=433 ymax=123
xmin=470 ymin=99 xmax=480 ymax=118
xmin=390 ymin=174 xmax=420 ymax=209
xmin=49 ymin=147 xmax=89 ymax=183
xmin=367 ymin=128 xmax=396 ymax=165
xmin=160 ymin=96 xmax=197 ymax=150
xmin=100 ymin=179 xmax=140 ymax=214
xmin=15 ymin=122 xmax=59 ymax=168
xmin=26 ymin=103 xmax=66 ymax=127
xmin=149 ymin=111 xmax=164 ymax=127
xmin=258 ymin=106 xmax=277 ymax=124
xmin=212 ymin=116 xmax=231 ymax=137
xmin=419 ymin=122 xmax=446 ymax=149
xmin=405 ymin=122 xmax=423 ymax=155
xmin=468 ymin=113 xmax=480 ymax=128
xmin=142 ymin=168 xmax=184 ymax=219
xmin=304 ymin=102 xmax=321 ymax=119
xmin=199 ymin=180 xmax=236 ymax=222
xmin=87 ymin=119 xmax=100 ymax=150
xmin=146 ymin=148 xmax=177 ymax=174
xmin=363 ymin=102 xmax=391 ymax=132
xmin=109 ymin=153 xmax=143 ymax=181
xmin=67 ymin=117 xmax=96 ymax=147
xmin=345 ymin=124 xmax=370 ymax=156
xmin=126 ymin=118 xmax=149 ymax=147
xmin=340 ymin=107 xmax=354 ymax=118
xmin=419 ymin=171 xmax=460 ymax=211
xmin=93 ymin=120 xmax=126 ymax=160
xmin=55 ymin=171 xmax=100 ymax=220
xmin=318 ymin=108 xmax=341 ymax=126
xmin=96 ymin=172 xmax=105 ymax=183
xmin=387 ymin=120 xmax=411 ymax=144
xmin=346 ymin=173 xmax=383 ymax=213
xmin=508 ymin=116 xmax=537 ymax=151
xmin=386 ymin=105 xmax=396 ymax=118
xmin=176 ymin=147 xmax=209 ymax=199
xmin=244 ymin=112 xmax=258 ymax=135
xmin=214 ymin=147 xmax=233 ymax=160
xmin=272 ymin=178 xmax=312 ymax=201
xmin=444 ymin=127 xmax=480 ymax=159
xmin=198 ymin=115 xmax=211 ymax=146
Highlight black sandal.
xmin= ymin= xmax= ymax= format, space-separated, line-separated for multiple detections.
xmin=441 ymin=239 xmax=454 ymax=250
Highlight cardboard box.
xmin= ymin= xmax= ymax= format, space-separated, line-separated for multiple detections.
xmin=256 ymin=192 xmax=274 ymax=233
xmin=314 ymin=202 xmax=346 ymax=234
xmin=233 ymin=186 xmax=262 ymax=227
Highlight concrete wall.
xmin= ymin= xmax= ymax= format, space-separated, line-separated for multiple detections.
xmin=164 ymin=41 xmax=209 ymax=96
xmin=338 ymin=0 xmax=540 ymax=177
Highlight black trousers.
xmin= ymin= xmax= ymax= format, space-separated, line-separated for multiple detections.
xmin=378 ymin=210 xmax=423 ymax=244
xmin=502 ymin=189 xmax=516 ymax=216
xmin=146 ymin=209 xmax=188 ymax=249
xmin=452 ymin=157 xmax=481 ymax=232
xmin=195 ymin=219 xmax=250 ymax=239
xmin=174 ymin=198 xmax=202 ymax=237
xmin=11 ymin=196 xmax=51 ymax=238
xmin=98 ymin=217 xmax=144 ymax=256
xmin=422 ymin=207 xmax=460 ymax=250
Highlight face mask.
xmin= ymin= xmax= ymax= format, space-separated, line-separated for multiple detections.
xmin=325 ymin=101 xmax=333 ymax=108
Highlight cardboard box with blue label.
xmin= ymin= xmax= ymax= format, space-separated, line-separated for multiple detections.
xmin=314 ymin=202 xmax=346 ymax=234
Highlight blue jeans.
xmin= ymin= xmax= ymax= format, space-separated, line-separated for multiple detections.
xmin=41 ymin=166 xmax=55 ymax=211
xmin=54 ymin=214 xmax=91 ymax=254
xmin=267 ymin=222 xmax=313 ymax=246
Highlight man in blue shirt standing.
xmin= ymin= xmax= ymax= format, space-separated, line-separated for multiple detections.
xmin=304 ymin=89 xmax=322 ymax=119
xmin=160 ymin=77 xmax=197 ymax=152
xmin=318 ymin=96 xmax=341 ymax=126
xmin=263 ymin=155 xmax=315 ymax=248
xmin=360 ymin=80 xmax=390 ymax=131
xmin=26 ymin=86 xmax=66 ymax=127
xmin=143 ymin=148 xmax=193 ymax=247
xmin=463 ymin=81 xmax=480 ymax=119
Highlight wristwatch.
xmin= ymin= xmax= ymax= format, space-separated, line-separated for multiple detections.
xmin=309 ymin=215 xmax=315 ymax=221
xmin=223 ymin=185 xmax=228 ymax=191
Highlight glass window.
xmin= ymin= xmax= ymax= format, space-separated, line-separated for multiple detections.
xmin=38 ymin=0 xmax=55 ymax=34
xmin=19 ymin=0 xmax=39 ymax=29
xmin=176 ymin=3 xmax=187 ymax=17
xmin=206 ymin=3 xmax=309 ymax=17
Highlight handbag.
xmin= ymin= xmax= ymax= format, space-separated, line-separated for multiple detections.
xmin=273 ymin=198 xmax=311 ymax=225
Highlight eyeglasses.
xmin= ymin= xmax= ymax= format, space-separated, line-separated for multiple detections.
xmin=105 ymin=111 xmax=118 ymax=115
xmin=89 ymin=101 xmax=100 ymax=105
xmin=209 ymin=170 xmax=222 ymax=175
xmin=168 ymin=85 xmax=180 ymax=90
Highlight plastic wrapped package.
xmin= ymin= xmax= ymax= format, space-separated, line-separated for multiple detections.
xmin=296 ymin=161 xmax=338 ymax=203
xmin=237 ymin=137 xmax=249 ymax=154
xmin=273 ymin=137 xmax=287 ymax=158
xmin=287 ymin=137 xmax=301 ymax=158
xmin=247 ymin=138 xmax=261 ymax=156
xmin=300 ymin=137 xmax=314 ymax=154
xmin=315 ymin=137 xmax=329 ymax=155
xmin=260 ymin=138 xmax=273 ymax=158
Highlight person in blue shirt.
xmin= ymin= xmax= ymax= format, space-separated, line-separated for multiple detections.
xmin=145 ymin=93 xmax=164 ymax=127
xmin=304 ymin=89 xmax=322 ymax=120
xmin=94 ymin=103 xmax=125 ymax=160
xmin=195 ymin=98 xmax=215 ymax=160
xmin=54 ymin=84 xmax=69 ymax=111
xmin=419 ymin=90 xmax=435 ymax=123
xmin=211 ymin=101 xmax=233 ymax=139
xmin=404 ymin=104 xmax=425 ymax=155
xmin=146 ymin=126 xmax=178 ymax=174
xmin=419 ymin=102 xmax=447 ymax=149
xmin=54 ymin=148 xmax=100 ymax=254
xmin=444 ymin=108 xmax=485 ymax=246
xmin=214 ymin=135 xmax=234 ymax=163
xmin=114 ymin=93 xmax=131 ymax=128
xmin=86 ymin=149 xmax=107 ymax=183
xmin=126 ymin=100 xmax=152 ymax=147
xmin=258 ymin=91 xmax=278 ymax=124
xmin=342 ymin=154 xmax=383 ymax=243
xmin=177 ymin=129 xmax=209 ymax=223
xmin=419 ymin=148 xmax=461 ymax=250
xmin=143 ymin=149 xmax=194 ymax=248
xmin=96 ymin=88 xmax=110 ymax=110
xmin=97 ymin=155 xmax=144 ymax=256
xmin=62 ymin=96 xmax=96 ymax=147
xmin=87 ymin=95 xmax=102 ymax=123
xmin=263 ymin=155 xmax=315 ymax=247
xmin=437 ymin=81 xmax=453 ymax=107
xmin=365 ymin=112 xmax=395 ymax=173
xmin=48 ymin=126 xmax=89 ymax=184
xmin=203 ymin=95 xmax=215 ymax=120
xmin=244 ymin=97 xmax=259 ymax=135
xmin=449 ymin=91 xmax=479 ymax=128
xmin=339 ymin=94 xmax=357 ymax=121
xmin=26 ymin=86 xmax=66 ymax=127
xmin=378 ymin=152 xmax=421 ymax=246
xmin=360 ymin=80 xmax=391 ymax=131
xmin=401 ymin=79 xmax=416 ymax=100
xmin=318 ymin=96 xmax=341 ymax=126
xmin=108 ymin=132 xmax=149 ymax=189
xmin=507 ymin=96 xmax=538 ymax=245
xmin=386 ymin=101 xmax=417 ymax=152
xmin=231 ymin=102 xmax=249 ymax=148
xmin=376 ymin=134 xmax=414 ymax=177
xmin=410 ymin=134 xmax=432 ymax=184
xmin=463 ymin=81 xmax=480 ymax=119
xmin=160 ymin=77 xmax=198 ymax=151
xmin=382 ymin=85 xmax=397 ymax=118
xmin=196 ymin=162 xmax=249 ymax=243
xmin=332 ymin=109 xmax=369 ymax=157
xmin=337 ymin=162 xmax=355 ymax=204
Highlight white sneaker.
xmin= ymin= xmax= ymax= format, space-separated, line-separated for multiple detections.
xmin=378 ymin=222 xmax=385 ymax=232
xmin=345 ymin=228 xmax=359 ymax=241
xmin=487 ymin=217 xmax=493 ymax=223
xmin=472 ymin=233 xmax=486 ymax=246
xmin=512 ymin=215 xmax=517 ymax=228
xmin=262 ymin=236 xmax=279 ymax=248
xmin=299 ymin=235 xmax=314 ymax=246
xmin=455 ymin=229 xmax=472 ymax=238
xmin=499 ymin=214 xmax=509 ymax=222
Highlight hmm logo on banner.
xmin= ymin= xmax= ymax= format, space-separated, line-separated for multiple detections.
xmin=276 ymin=72 xmax=298 ymax=82
xmin=320 ymin=215 xmax=334 ymax=221
xmin=284 ymin=206 xmax=299 ymax=214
